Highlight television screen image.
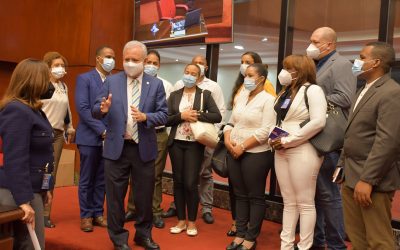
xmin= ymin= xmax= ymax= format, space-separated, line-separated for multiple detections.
xmin=134 ymin=0 xmax=233 ymax=47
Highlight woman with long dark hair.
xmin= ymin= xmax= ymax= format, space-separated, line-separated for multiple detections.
xmin=0 ymin=59 xmax=55 ymax=249
xmin=224 ymin=63 xmax=276 ymax=250
xmin=270 ymin=55 xmax=327 ymax=250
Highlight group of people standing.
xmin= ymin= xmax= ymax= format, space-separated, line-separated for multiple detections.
xmin=0 ymin=25 xmax=399 ymax=250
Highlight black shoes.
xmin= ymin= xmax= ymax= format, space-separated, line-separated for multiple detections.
xmin=134 ymin=237 xmax=160 ymax=250
xmin=114 ymin=243 xmax=131 ymax=250
xmin=161 ymin=207 xmax=176 ymax=218
xmin=153 ymin=215 xmax=165 ymax=229
xmin=227 ymin=223 xmax=237 ymax=237
xmin=125 ymin=211 xmax=137 ymax=222
xmin=202 ymin=212 xmax=214 ymax=224
xmin=226 ymin=241 xmax=242 ymax=250
xmin=238 ymin=241 xmax=257 ymax=250
xmin=44 ymin=216 xmax=55 ymax=228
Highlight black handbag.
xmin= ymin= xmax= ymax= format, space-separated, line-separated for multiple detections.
xmin=211 ymin=124 xmax=231 ymax=178
xmin=300 ymin=84 xmax=347 ymax=155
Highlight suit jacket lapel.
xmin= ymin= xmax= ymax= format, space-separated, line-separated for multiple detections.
xmin=91 ymin=69 xmax=103 ymax=88
xmin=317 ymin=52 xmax=338 ymax=78
xmin=121 ymin=73 xmax=128 ymax=118
xmin=174 ymin=88 xmax=184 ymax=113
xmin=346 ymin=74 xmax=390 ymax=129
xmin=139 ymin=74 xmax=151 ymax=110
xmin=285 ymin=85 xmax=305 ymax=121
xmin=193 ymin=87 xmax=202 ymax=111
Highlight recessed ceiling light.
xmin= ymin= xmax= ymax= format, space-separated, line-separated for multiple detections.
xmin=262 ymin=37 xmax=268 ymax=42
xmin=234 ymin=45 xmax=244 ymax=50
xmin=175 ymin=59 xmax=179 ymax=62
xmin=200 ymin=47 xmax=206 ymax=50
xmin=220 ymin=48 xmax=224 ymax=51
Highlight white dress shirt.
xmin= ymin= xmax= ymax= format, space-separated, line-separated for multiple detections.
xmin=158 ymin=76 xmax=173 ymax=100
xmin=41 ymin=81 xmax=73 ymax=132
xmin=175 ymin=77 xmax=226 ymax=125
xmin=224 ymin=90 xmax=276 ymax=153
xmin=96 ymin=68 xmax=107 ymax=82
xmin=125 ymin=73 xmax=143 ymax=138
xmin=353 ymin=77 xmax=381 ymax=111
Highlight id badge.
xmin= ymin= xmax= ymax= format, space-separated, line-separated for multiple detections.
xmin=41 ymin=174 xmax=52 ymax=190
xmin=281 ymin=99 xmax=291 ymax=109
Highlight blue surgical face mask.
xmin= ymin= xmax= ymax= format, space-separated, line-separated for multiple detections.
xmin=101 ymin=57 xmax=115 ymax=72
xmin=243 ymin=77 xmax=261 ymax=91
xmin=144 ymin=64 xmax=159 ymax=77
xmin=182 ymin=74 xmax=197 ymax=88
xmin=352 ymin=59 xmax=375 ymax=77
xmin=352 ymin=59 xmax=365 ymax=76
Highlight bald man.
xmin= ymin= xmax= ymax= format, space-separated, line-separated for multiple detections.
xmin=163 ymin=55 xmax=226 ymax=224
xmin=306 ymin=27 xmax=356 ymax=250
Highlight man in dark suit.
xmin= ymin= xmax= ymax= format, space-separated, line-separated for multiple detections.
xmin=75 ymin=46 xmax=115 ymax=232
xmin=307 ymin=27 xmax=356 ymax=250
xmin=339 ymin=41 xmax=400 ymax=249
xmin=93 ymin=40 xmax=167 ymax=250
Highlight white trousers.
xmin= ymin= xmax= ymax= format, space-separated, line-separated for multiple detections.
xmin=275 ymin=143 xmax=323 ymax=250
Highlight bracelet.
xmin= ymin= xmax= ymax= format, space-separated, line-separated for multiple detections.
xmin=240 ymin=143 xmax=246 ymax=151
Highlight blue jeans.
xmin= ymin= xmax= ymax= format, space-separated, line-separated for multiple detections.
xmin=313 ymin=151 xmax=347 ymax=249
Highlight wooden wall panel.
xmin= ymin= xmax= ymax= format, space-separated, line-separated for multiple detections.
xmin=89 ymin=0 xmax=134 ymax=69
xmin=0 ymin=0 xmax=94 ymax=65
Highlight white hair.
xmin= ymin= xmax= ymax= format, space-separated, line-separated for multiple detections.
xmin=123 ymin=40 xmax=147 ymax=59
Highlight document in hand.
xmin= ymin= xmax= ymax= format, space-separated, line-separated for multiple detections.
xmin=268 ymin=126 xmax=289 ymax=140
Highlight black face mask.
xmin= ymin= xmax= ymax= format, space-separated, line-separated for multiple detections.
xmin=40 ymin=83 xmax=55 ymax=100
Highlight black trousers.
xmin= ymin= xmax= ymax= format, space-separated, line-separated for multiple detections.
xmin=168 ymin=140 xmax=204 ymax=221
xmin=104 ymin=141 xmax=155 ymax=246
xmin=229 ymin=178 xmax=236 ymax=220
xmin=227 ymin=150 xmax=273 ymax=241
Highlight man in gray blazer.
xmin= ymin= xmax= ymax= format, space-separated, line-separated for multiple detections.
xmin=339 ymin=41 xmax=400 ymax=250
xmin=306 ymin=27 xmax=356 ymax=250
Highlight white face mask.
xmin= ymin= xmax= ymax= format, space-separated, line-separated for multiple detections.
xmin=197 ymin=64 xmax=205 ymax=76
xmin=123 ymin=61 xmax=143 ymax=78
xmin=278 ymin=69 xmax=295 ymax=86
xmin=306 ymin=43 xmax=321 ymax=59
xmin=51 ymin=66 xmax=66 ymax=79
xmin=240 ymin=63 xmax=249 ymax=76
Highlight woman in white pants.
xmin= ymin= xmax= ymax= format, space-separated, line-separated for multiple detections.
xmin=270 ymin=55 xmax=327 ymax=250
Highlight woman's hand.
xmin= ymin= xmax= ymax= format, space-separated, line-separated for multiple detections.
xmin=100 ymin=94 xmax=112 ymax=114
xmin=19 ymin=203 xmax=35 ymax=228
xmin=66 ymin=128 xmax=75 ymax=144
xmin=270 ymin=138 xmax=284 ymax=150
xmin=181 ymin=109 xmax=198 ymax=122
xmin=231 ymin=144 xmax=244 ymax=159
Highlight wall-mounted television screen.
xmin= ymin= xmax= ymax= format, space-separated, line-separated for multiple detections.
xmin=134 ymin=0 xmax=233 ymax=47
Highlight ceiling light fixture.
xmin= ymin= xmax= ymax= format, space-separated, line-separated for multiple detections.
xmin=200 ymin=47 xmax=206 ymax=50
xmin=262 ymin=37 xmax=268 ymax=42
xmin=175 ymin=59 xmax=179 ymax=62
xmin=234 ymin=45 xmax=244 ymax=50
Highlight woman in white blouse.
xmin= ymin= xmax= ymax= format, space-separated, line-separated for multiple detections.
xmin=224 ymin=63 xmax=276 ymax=250
xmin=41 ymin=52 xmax=75 ymax=228
xmin=270 ymin=55 xmax=327 ymax=250
xmin=166 ymin=64 xmax=221 ymax=236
